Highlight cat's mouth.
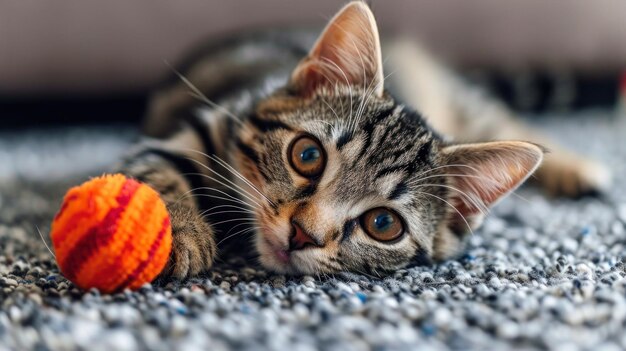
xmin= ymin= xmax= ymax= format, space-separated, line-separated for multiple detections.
xmin=272 ymin=246 xmax=291 ymax=264
xmin=261 ymin=236 xmax=292 ymax=266
xmin=257 ymin=223 xmax=322 ymax=274
xmin=256 ymin=214 xmax=301 ymax=270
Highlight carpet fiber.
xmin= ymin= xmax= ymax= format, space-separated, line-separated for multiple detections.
xmin=1 ymin=113 xmax=626 ymax=351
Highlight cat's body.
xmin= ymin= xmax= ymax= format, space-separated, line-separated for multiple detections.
xmin=119 ymin=3 xmax=610 ymax=279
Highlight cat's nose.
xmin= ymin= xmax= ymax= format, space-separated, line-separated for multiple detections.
xmin=289 ymin=221 xmax=321 ymax=251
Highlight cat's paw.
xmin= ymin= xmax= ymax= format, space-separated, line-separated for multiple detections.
xmin=536 ymin=152 xmax=612 ymax=198
xmin=166 ymin=231 xmax=215 ymax=280
xmin=160 ymin=205 xmax=216 ymax=280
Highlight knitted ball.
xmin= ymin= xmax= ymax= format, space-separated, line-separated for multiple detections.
xmin=51 ymin=174 xmax=172 ymax=293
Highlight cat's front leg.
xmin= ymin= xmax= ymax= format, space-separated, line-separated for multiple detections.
xmin=117 ymin=149 xmax=217 ymax=280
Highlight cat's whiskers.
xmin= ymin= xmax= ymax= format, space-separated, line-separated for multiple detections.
xmin=364 ymin=266 xmax=383 ymax=279
xmin=167 ymin=146 xmax=276 ymax=208
xmin=224 ymin=221 xmax=258 ymax=236
xmin=353 ymin=63 xmax=376 ymax=130
xmin=320 ymin=58 xmax=355 ymax=133
xmin=331 ymin=20 xmax=374 ymax=133
xmin=408 ymin=172 xmax=507 ymax=202
xmin=352 ymin=83 xmax=377 ymax=131
xmin=345 ymin=28 xmax=393 ymax=131
xmin=189 ymin=158 xmax=262 ymax=203
xmin=316 ymin=251 xmax=343 ymax=271
xmin=417 ymin=191 xmax=475 ymax=236
xmin=343 ymin=264 xmax=382 ymax=280
xmin=306 ymin=118 xmax=337 ymax=136
xmin=166 ymin=63 xmax=244 ymax=127
xmin=414 ymin=183 xmax=488 ymax=216
xmin=409 ymin=172 xmax=499 ymax=186
xmin=181 ymin=175 xmax=262 ymax=210
xmin=216 ymin=226 xmax=261 ymax=247
xmin=35 ymin=225 xmax=55 ymax=259
xmin=178 ymin=188 xmax=257 ymax=210
xmin=353 ymin=69 xmax=397 ymax=131
xmin=333 ymin=81 xmax=351 ymax=133
xmin=333 ymin=22 xmax=375 ymax=134
xmin=200 ymin=204 xmax=256 ymax=218
xmin=407 ymin=167 xmax=531 ymax=203
xmin=207 ymin=154 xmax=276 ymax=208
xmin=215 ymin=228 xmax=259 ymax=248
xmin=318 ymin=98 xmax=345 ymax=137
xmin=349 ymin=35 xmax=369 ymax=132
xmin=317 ymin=263 xmax=336 ymax=275
xmin=323 ymin=50 xmax=395 ymax=135
xmin=315 ymin=70 xmax=351 ymax=134
xmin=201 ymin=209 xmax=255 ymax=218
xmin=177 ymin=147 xmax=275 ymax=208
xmin=316 ymin=72 xmax=352 ymax=136
xmin=210 ymin=217 xmax=258 ymax=227
xmin=410 ymin=164 xmax=484 ymax=182
xmin=185 ymin=160 xmax=265 ymax=208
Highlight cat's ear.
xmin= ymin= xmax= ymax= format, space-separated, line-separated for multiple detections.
xmin=290 ymin=1 xmax=384 ymax=97
xmin=441 ymin=141 xmax=544 ymax=224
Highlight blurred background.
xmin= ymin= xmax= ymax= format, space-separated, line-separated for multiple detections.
xmin=3 ymin=1 xmax=626 ymax=105
xmin=1 ymin=0 xmax=625 ymax=184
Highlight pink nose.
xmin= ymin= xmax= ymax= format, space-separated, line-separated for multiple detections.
xmin=289 ymin=221 xmax=320 ymax=251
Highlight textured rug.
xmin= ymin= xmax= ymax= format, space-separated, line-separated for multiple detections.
xmin=1 ymin=113 xmax=626 ymax=351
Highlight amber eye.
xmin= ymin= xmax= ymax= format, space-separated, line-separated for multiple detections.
xmin=288 ymin=135 xmax=326 ymax=178
xmin=360 ymin=208 xmax=404 ymax=242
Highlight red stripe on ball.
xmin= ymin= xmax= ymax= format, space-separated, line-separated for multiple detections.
xmin=112 ymin=216 xmax=171 ymax=292
xmin=61 ymin=179 xmax=141 ymax=280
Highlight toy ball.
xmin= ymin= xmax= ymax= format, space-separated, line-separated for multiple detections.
xmin=51 ymin=174 xmax=172 ymax=293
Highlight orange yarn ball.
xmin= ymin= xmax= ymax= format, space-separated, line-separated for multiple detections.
xmin=51 ymin=174 xmax=172 ymax=293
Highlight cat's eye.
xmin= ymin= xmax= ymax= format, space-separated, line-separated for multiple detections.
xmin=288 ymin=135 xmax=326 ymax=178
xmin=360 ymin=208 xmax=404 ymax=242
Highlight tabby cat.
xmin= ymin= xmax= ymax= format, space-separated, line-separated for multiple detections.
xmin=119 ymin=2 xmax=610 ymax=278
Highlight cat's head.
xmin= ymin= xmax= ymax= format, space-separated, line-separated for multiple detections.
xmin=234 ymin=2 xmax=543 ymax=274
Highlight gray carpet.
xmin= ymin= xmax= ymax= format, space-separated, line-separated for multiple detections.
xmin=1 ymin=113 xmax=626 ymax=351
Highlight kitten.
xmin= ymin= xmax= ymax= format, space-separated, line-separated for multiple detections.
xmin=118 ymin=2 xmax=610 ymax=278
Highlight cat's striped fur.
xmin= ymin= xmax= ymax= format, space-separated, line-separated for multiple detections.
xmin=118 ymin=2 xmax=610 ymax=279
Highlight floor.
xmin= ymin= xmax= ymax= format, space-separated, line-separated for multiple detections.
xmin=1 ymin=112 xmax=626 ymax=351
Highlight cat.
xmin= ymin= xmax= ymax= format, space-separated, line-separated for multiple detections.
xmin=118 ymin=2 xmax=611 ymax=278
